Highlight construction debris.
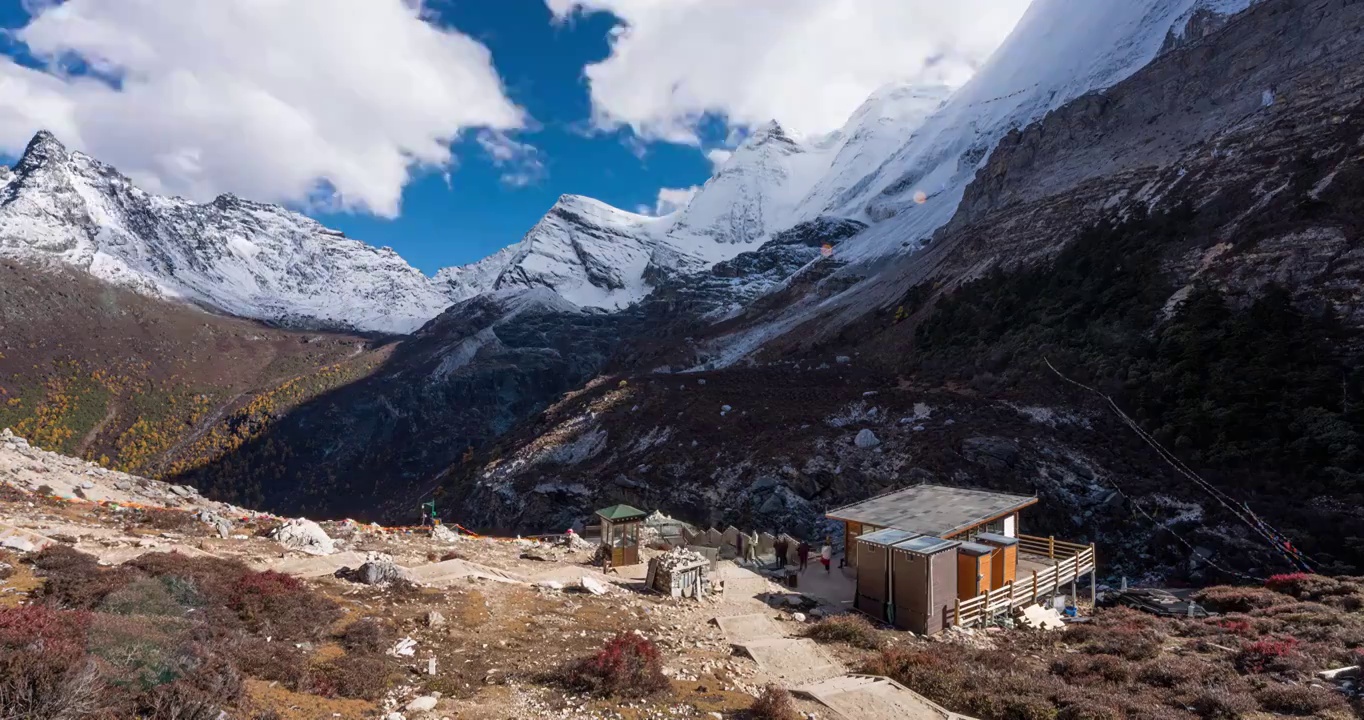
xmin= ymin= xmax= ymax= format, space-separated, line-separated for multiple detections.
xmin=430 ymin=524 xmax=460 ymax=543
xmin=335 ymin=552 xmax=412 ymax=585
xmin=270 ymin=518 xmax=336 ymax=556
xmin=580 ymin=576 xmax=611 ymax=595
xmin=1017 ymin=604 xmax=1066 ymax=630
xmin=1105 ymin=587 xmax=1210 ymax=618
xmin=388 ymin=637 xmax=417 ymax=657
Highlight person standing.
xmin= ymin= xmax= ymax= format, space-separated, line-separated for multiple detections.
xmin=820 ymin=538 xmax=832 ymax=574
xmin=743 ymin=531 xmax=759 ymax=566
xmin=773 ymin=535 xmax=789 ymax=570
xmin=797 ymin=539 xmax=811 ymax=571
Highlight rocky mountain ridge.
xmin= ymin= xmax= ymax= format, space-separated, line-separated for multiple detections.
xmin=5 ymin=0 xmax=1358 ymax=588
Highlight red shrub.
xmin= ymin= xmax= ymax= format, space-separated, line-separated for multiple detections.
xmin=1264 ymin=573 xmax=1313 ymax=593
xmin=0 ymin=606 xmax=105 ymax=718
xmin=1194 ymin=585 xmax=1294 ymax=613
xmin=561 ymin=632 xmax=668 ymax=698
xmin=1235 ymin=637 xmax=1301 ymax=674
xmin=227 ymin=570 xmax=340 ymax=640
xmin=1213 ymin=618 xmax=1252 ymax=636
xmin=0 ymin=605 xmax=90 ymax=659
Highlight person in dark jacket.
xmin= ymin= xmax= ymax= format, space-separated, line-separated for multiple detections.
xmin=796 ymin=540 xmax=811 ymax=571
xmin=773 ymin=536 xmax=789 ymax=569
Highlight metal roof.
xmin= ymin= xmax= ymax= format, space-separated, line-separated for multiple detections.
xmin=857 ymin=528 xmax=919 ymax=547
xmin=976 ymin=532 xmax=1019 ymax=546
xmin=595 ymin=504 xmax=648 ymax=521
xmin=894 ymin=536 xmax=959 ymax=555
xmin=827 ymin=484 xmax=1038 ymax=538
xmin=958 ymin=541 xmax=994 ymax=556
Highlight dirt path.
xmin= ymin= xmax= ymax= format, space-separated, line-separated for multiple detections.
xmin=75 ymin=402 xmax=118 ymax=457
xmin=711 ymin=562 xmax=972 ymax=720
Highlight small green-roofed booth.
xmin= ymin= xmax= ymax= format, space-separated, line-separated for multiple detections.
xmin=596 ymin=504 xmax=648 ymax=567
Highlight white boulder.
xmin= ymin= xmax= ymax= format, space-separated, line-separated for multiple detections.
xmin=270 ymin=518 xmax=336 ymax=556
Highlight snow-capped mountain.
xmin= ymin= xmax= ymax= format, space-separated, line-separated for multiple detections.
xmin=791 ymin=83 xmax=951 ymax=226
xmin=0 ymin=132 xmax=452 ymax=334
xmin=804 ymin=0 xmax=1258 ymax=262
xmin=435 ymin=195 xmax=678 ymax=311
xmin=0 ymin=0 xmax=1258 ymax=338
xmin=669 ymin=121 xmax=842 ymax=248
xmin=431 ymin=123 xmax=854 ymax=313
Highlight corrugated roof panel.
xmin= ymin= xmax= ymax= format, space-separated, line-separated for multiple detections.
xmin=857 ymin=528 xmax=919 ymax=547
xmin=894 ymin=536 xmax=959 ymax=554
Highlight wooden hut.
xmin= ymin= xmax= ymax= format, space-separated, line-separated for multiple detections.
xmin=827 ymin=484 xmax=1037 ymax=569
xmin=854 ymin=528 xmax=919 ymax=621
xmin=595 ymin=504 xmax=648 ymax=567
xmin=956 ymin=541 xmax=994 ymax=600
xmin=976 ymin=532 xmax=1018 ymax=590
xmin=890 ymin=536 xmax=960 ymax=635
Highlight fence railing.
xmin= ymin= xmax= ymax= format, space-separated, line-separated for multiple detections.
xmin=953 ymin=536 xmax=1096 ymax=629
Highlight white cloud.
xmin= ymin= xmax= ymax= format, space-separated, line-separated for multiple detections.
xmin=476 ymin=130 xmax=547 ymax=188
xmin=647 ymin=185 xmax=700 ymax=216
xmin=0 ymin=0 xmax=525 ymax=217
xmin=705 ymin=149 xmax=732 ymax=172
xmin=546 ymin=0 xmax=1032 ymax=142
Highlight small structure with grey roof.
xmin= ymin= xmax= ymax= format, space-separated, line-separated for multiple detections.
xmin=595 ymin=504 xmax=648 ymax=567
xmin=829 ymin=484 xmax=1097 ymax=634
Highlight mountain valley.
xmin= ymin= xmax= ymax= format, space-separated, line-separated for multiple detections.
xmin=1 ymin=0 xmax=1361 ymax=587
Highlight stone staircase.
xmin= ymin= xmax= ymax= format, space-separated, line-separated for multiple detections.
xmin=794 ymin=674 xmax=978 ymax=720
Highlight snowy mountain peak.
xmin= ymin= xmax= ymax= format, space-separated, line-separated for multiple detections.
xmin=16 ymin=130 xmax=68 ymax=170
xmin=0 ymin=132 xmax=452 ymax=334
xmin=670 ymin=120 xmax=841 ymax=247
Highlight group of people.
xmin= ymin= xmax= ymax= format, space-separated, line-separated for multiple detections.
xmin=741 ymin=531 xmax=833 ymax=573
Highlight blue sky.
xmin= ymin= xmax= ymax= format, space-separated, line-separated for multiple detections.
xmin=311 ymin=1 xmax=727 ymax=271
xmin=0 ymin=0 xmax=717 ymax=271
xmin=0 ymin=1 xmax=1030 ymax=273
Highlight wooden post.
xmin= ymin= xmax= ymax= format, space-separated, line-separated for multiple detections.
xmin=1048 ymin=535 xmax=1056 ymax=559
xmin=1089 ymin=543 xmax=1098 ymax=609
xmin=1031 ymin=570 xmax=1039 ymax=601
xmin=954 ymin=598 xmax=961 ymax=627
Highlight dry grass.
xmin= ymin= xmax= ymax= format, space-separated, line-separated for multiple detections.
xmin=748 ymin=685 xmax=800 ymax=720
xmin=860 ymin=582 xmax=1364 ymax=720
xmin=804 ymin=614 xmax=883 ymax=650
xmin=4 ymin=546 xmax=386 ymax=717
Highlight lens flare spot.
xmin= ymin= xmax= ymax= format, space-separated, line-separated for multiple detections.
xmin=820 ymin=243 xmax=834 ymax=258
xmin=913 ymin=190 xmax=928 ymax=205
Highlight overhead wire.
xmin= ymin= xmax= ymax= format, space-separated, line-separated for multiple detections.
xmin=1043 ymin=357 xmax=1314 ymax=575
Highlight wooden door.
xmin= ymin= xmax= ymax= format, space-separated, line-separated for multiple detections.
xmin=892 ymin=550 xmax=928 ymax=634
xmin=856 ymin=542 xmax=887 ymax=620
xmin=957 ymin=553 xmax=976 ymax=600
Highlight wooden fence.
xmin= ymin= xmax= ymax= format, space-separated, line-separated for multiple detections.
xmin=953 ymin=535 xmax=1096 ymax=629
